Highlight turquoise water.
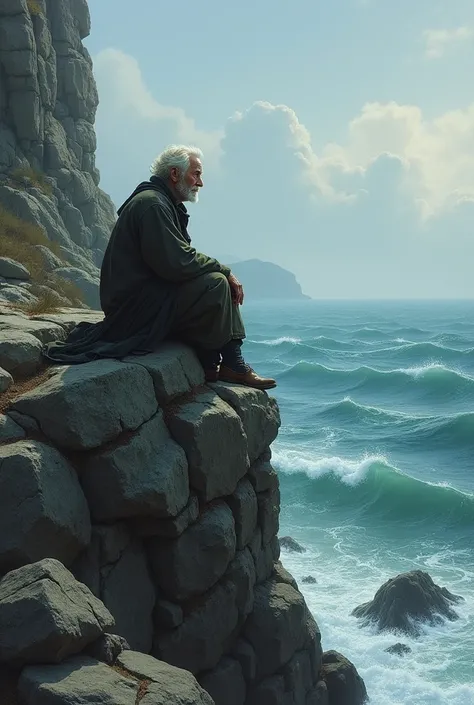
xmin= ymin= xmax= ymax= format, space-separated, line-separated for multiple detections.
xmin=243 ymin=299 xmax=474 ymax=704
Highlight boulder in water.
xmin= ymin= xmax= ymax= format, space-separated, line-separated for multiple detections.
xmin=352 ymin=570 xmax=463 ymax=637
xmin=279 ymin=536 xmax=306 ymax=553
xmin=302 ymin=575 xmax=317 ymax=584
xmin=321 ymin=650 xmax=368 ymax=705
xmin=385 ymin=642 xmax=411 ymax=657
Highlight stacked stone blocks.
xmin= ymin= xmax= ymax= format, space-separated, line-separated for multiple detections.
xmin=0 ymin=311 xmax=327 ymax=704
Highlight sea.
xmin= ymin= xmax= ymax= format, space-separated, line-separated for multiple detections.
xmin=242 ymin=298 xmax=474 ymax=705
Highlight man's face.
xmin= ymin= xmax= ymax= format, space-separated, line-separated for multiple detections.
xmin=174 ymin=156 xmax=203 ymax=203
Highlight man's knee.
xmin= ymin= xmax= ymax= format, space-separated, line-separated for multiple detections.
xmin=193 ymin=271 xmax=229 ymax=296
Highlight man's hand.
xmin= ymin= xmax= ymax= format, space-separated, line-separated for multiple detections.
xmin=227 ymin=273 xmax=244 ymax=305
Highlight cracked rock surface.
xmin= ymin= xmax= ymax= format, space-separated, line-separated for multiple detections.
xmin=0 ymin=0 xmax=116 ymax=308
xmin=0 ymin=558 xmax=114 ymax=666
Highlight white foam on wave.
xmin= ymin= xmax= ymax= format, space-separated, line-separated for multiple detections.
xmin=273 ymin=447 xmax=388 ymax=486
xmin=279 ymin=536 xmax=474 ymax=705
xmin=400 ymin=362 xmax=472 ymax=380
xmin=256 ymin=336 xmax=302 ymax=346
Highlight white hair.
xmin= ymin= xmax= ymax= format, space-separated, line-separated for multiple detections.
xmin=150 ymin=145 xmax=203 ymax=179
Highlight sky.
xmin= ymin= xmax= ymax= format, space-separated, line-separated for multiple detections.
xmin=85 ymin=0 xmax=474 ymax=299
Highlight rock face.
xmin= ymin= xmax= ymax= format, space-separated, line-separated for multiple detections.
xmin=0 ymin=558 xmax=114 ymax=666
xmin=320 ymin=651 xmax=367 ymax=705
xmin=352 ymin=570 xmax=463 ymax=637
xmin=0 ymin=0 xmax=116 ymax=307
xmin=0 ymin=309 xmax=367 ymax=703
xmin=280 ymin=536 xmax=306 ymax=553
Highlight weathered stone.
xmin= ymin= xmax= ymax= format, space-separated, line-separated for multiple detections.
xmin=117 ymin=651 xmax=214 ymax=705
xmin=33 ymin=244 xmax=63 ymax=272
xmin=244 ymin=579 xmax=308 ymax=679
xmin=0 ymin=256 xmax=30 ymax=280
xmin=0 ymin=366 xmax=13 ymax=392
xmin=10 ymin=90 xmax=41 ymax=140
xmin=11 ymin=359 xmax=158 ymax=450
xmin=304 ymin=611 xmax=323 ymax=681
xmin=246 ymin=675 xmax=287 ymax=705
xmin=306 ymin=681 xmax=329 ymax=705
xmin=248 ymin=456 xmax=279 ymax=492
xmin=225 ymin=547 xmax=256 ymax=617
xmin=257 ymin=487 xmax=280 ymax=545
xmin=154 ymin=598 xmax=183 ymax=629
xmin=321 ymin=651 xmax=368 ymax=705
xmin=270 ymin=534 xmax=281 ymax=562
xmin=153 ymin=580 xmax=239 ymax=674
xmin=282 ymin=650 xmax=313 ymax=705
xmin=80 ymin=411 xmax=189 ymax=522
xmin=70 ymin=523 xmax=128 ymax=598
xmin=124 ymin=342 xmax=205 ymax=403
xmin=131 ymin=494 xmax=199 ymax=538
xmin=352 ymin=569 xmax=463 ymax=637
xmin=149 ymin=502 xmax=236 ymax=601
xmin=280 ymin=536 xmax=306 ymax=553
xmin=167 ymin=389 xmax=249 ymax=502
xmin=7 ymin=408 xmax=40 ymax=433
xmin=231 ymin=638 xmax=257 ymax=682
xmin=302 ymin=576 xmax=317 ymax=584
xmin=101 ymin=540 xmax=155 ymax=653
xmin=0 ymin=329 xmax=43 ymax=376
xmin=274 ymin=561 xmax=299 ymax=591
xmin=18 ymin=656 xmax=139 ymax=705
xmin=0 ymin=283 xmax=38 ymax=306
xmin=385 ymin=642 xmax=411 ymax=656
xmin=85 ymin=633 xmax=130 ymax=665
xmin=32 ymin=308 xmax=103 ymax=332
xmin=211 ymin=382 xmax=280 ymax=463
xmin=0 ymin=440 xmax=90 ymax=573
xmin=255 ymin=541 xmax=275 ymax=584
xmin=0 ymin=314 xmax=67 ymax=344
xmin=249 ymin=526 xmax=277 ymax=584
xmin=0 ymin=412 xmax=25 ymax=442
xmin=54 ymin=265 xmax=99 ymax=307
xmin=226 ymin=477 xmax=258 ymax=549
xmin=199 ymin=657 xmax=246 ymax=705
xmin=0 ymin=558 xmax=114 ymax=666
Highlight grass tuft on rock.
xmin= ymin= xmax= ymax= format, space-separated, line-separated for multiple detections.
xmin=8 ymin=166 xmax=53 ymax=197
xmin=26 ymin=0 xmax=42 ymax=16
xmin=0 ymin=206 xmax=85 ymax=314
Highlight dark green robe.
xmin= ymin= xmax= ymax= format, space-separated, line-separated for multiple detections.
xmin=44 ymin=177 xmax=244 ymax=364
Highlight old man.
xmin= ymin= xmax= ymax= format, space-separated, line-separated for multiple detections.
xmin=44 ymin=145 xmax=276 ymax=390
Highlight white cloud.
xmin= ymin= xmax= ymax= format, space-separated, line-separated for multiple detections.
xmin=93 ymin=48 xmax=222 ymax=164
xmin=422 ymin=27 xmax=473 ymax=59
xmin=318 ymin=101 xmax=474 ymax=218
xmin=92 ymin=49 xmax=474 ymax=221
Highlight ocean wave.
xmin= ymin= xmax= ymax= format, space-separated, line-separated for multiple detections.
xmin=278 ymin=361 xmax=474 ymax=398
xmin=317 ymin=399 xmax=474 ymax=449
xmin=254 ymin=336 xmax=302 ymax=346
xmin=274 ymin=450 xmax=474 ymax=527
xmin=249 ymin=335 xmax=358 ymax=351
xmin=350 ymin=328 xmax=392 ymax=341
xmin=379 ymin=341 xmax=474 ymax=364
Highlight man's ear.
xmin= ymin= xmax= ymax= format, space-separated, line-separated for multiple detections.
xmin=170 ymin=167 xmax=179 ymax=184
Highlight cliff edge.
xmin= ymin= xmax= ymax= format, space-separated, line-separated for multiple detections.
xmin=0 ymin=307 xmax=367 ymax=705
xmin=0 ymin=0 xmax=116 ymax=309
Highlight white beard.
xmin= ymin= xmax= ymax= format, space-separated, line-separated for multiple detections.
xmin=177 ymin=178 xmax=199 ymax=203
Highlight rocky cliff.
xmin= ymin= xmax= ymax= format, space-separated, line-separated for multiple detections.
xmin=225 ymin=260 xmax=310 ymax=301
xmin=0 ymin=306 xmax=367 ymax=705
xmin=0 ymin=0 xmax=116 ymax=309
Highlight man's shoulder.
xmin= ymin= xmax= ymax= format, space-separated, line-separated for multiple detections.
xmin=131 ymin=188 xmax=174 ymax=212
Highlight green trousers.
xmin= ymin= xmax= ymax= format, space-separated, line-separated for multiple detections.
xmin=171 ymin=272 xmax=246 ymax=350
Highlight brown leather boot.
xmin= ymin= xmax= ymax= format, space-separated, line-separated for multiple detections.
xmin=218 ymin=365 xmax=277 ymax=390
xmin=204 ymin=368 xmax=220 ymax=383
